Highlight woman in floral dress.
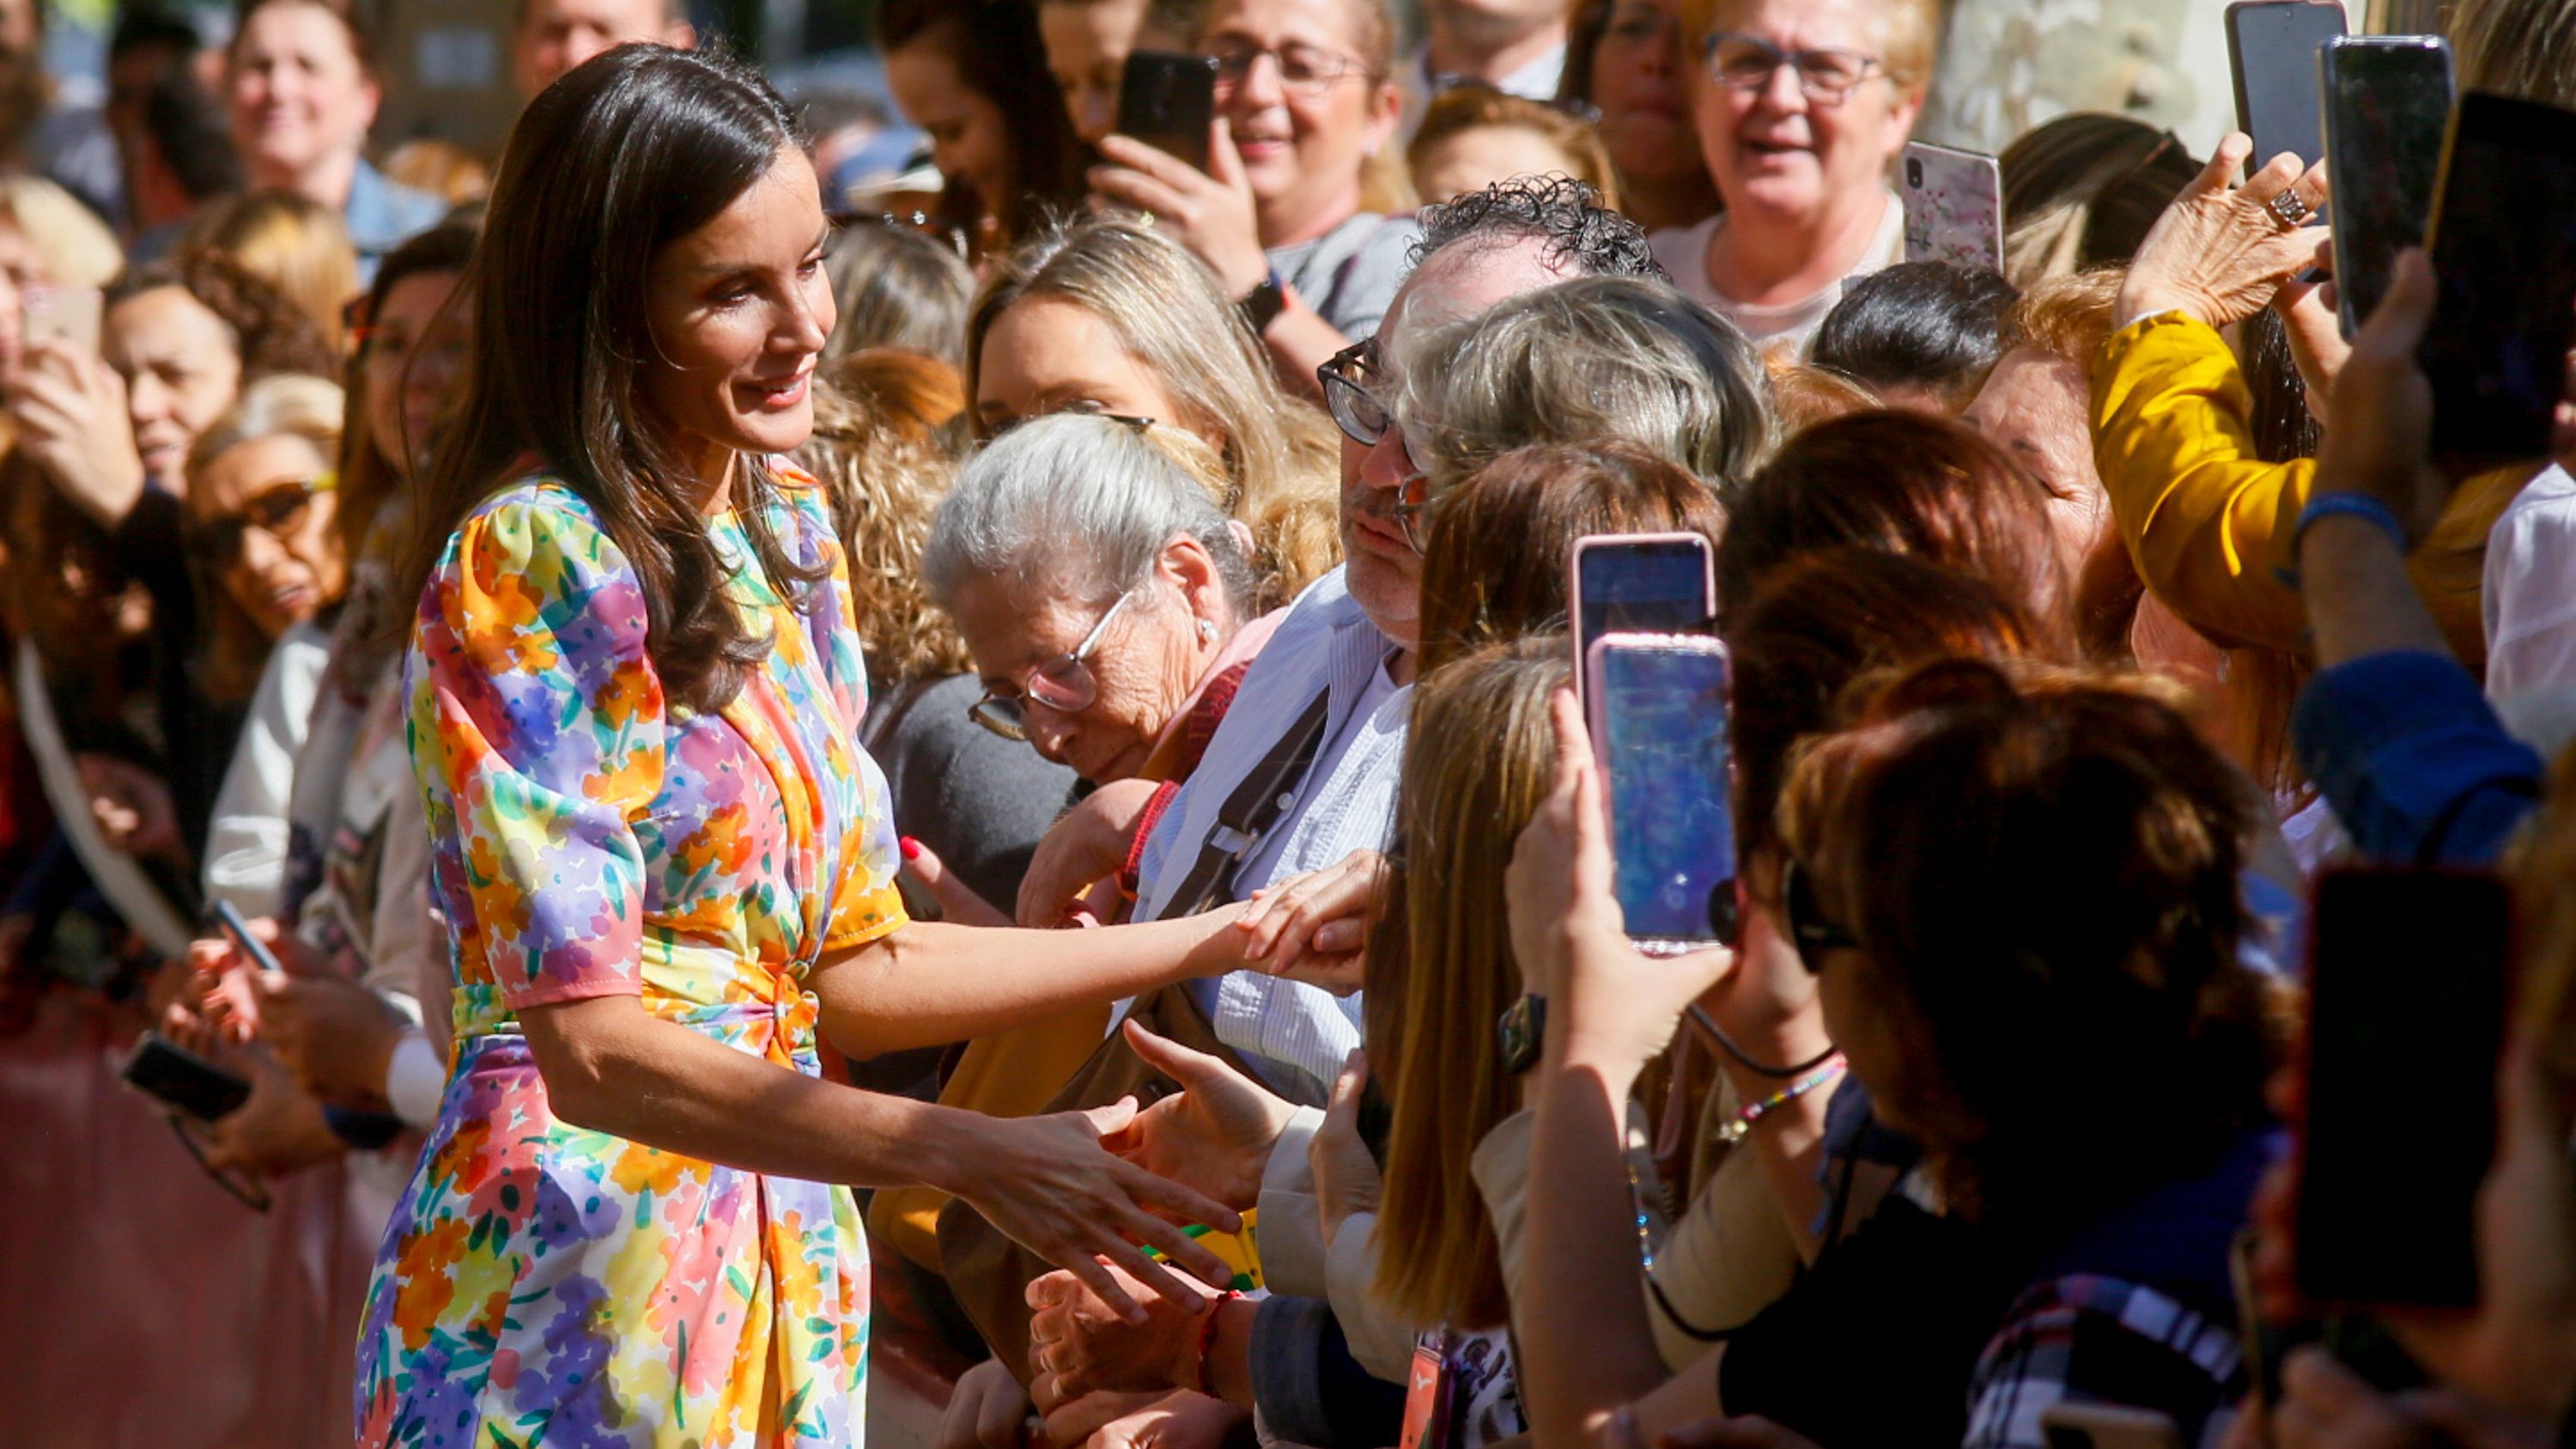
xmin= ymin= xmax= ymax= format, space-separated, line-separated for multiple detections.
xmin=356 ymin=46 xmax=1311 ymax=1449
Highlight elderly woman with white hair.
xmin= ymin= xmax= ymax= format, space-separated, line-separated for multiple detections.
xmin=864 ymin=408 xmax=1295 ymax=1329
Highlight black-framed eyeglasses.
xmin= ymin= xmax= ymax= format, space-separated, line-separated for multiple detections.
xmin=165 ymin=1113 xmax=272 ymax=1213
xmin=1779 ymin=856 xmax=1859 ymax=975
xmin=1318 ymin=338 xmax=1389 ymax=447
xmin=185 ymin=473 xmax=334 ymax=569
xmin=1702 ymin=33 xmax=1887 ymax=104
xmin=968 ymin=586 xmax=1145 ymax=741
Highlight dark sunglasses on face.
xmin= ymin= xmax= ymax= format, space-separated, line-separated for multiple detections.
xmin=1779 ymin=855 xmax=1860 ymax=974
xmin=185 ymin=473 xmax=332 ymax=570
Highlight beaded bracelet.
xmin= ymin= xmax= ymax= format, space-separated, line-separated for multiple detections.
xmin=1712 ymin=1055 xmax=1847 ymax=1147
xmin=1191 ymin=1289 xmax=1244 ymax=1396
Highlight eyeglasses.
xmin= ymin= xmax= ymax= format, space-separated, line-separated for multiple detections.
xmin=990 ymin=405 xmax=1156 ymax=440
xmin=1702 ymin=33 xmax=1888 ymax=104
xmin=968 ymin=586 xmax=1144 ymax=740
xmin=1778 ymin=856 xmax=1859 ymax=975
xmin=1318 ymin=339 xmax=1435 ymax=551
xmin=185 ymin=473 xmax=333 ymax=569
xmin=1209 ymin=41 xmax=1368 ymax=99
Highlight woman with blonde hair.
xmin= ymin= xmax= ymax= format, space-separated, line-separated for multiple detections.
xmin=0 ymin=174 xmax=122 ymax=289
xmin=968 ymin=212 xmax=1342 ymax=605
xmin=185 ymin=189 xmax=364 ymax=352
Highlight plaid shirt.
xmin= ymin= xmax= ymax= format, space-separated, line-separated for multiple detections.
xmin=1964 ymin=1273 xmax=2246 ymax=1449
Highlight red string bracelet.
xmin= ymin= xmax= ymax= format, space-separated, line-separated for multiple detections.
xmin=1192 ymin=1289 xmax=1244 ymax=1396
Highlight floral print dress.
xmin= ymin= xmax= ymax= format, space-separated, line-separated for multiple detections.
xmin=355 ymin=469 xmax=908 ymax=1449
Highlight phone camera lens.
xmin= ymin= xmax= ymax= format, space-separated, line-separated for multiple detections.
xmin=1905 ymin=157 xmax=1923 ymax=187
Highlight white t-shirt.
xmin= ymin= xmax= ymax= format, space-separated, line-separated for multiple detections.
xmin=2483 ymin=463 xmax=2576 ymax=704
xmin=1649 ymin=188 xmax=1907 ymax=361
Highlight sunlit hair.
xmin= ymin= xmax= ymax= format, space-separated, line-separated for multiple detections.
xmin=1778 ymin=658 xmax=2275 ymax=1233
xmin=1680 ymin=0 xmax=1939 ymax=88
xmin=2453 ymin=0 xmax=2576 ymax=107
xmin=1767 ymin=362 xmax=1880 ymax=435
xmin=1406 ymin=87 xmax=1620 ymax=210
xmin=382 ymin=138 xmax=492 ymax=204
xmin=185 ymin=372 xmax=349 ymax=703
xmin=394 ymin=45 xmax=824 ymax=715
xmin=1998 ymin=267 xmax=2121 ymax=366
xmin=966 ymin=214 xmax=1341 ymax=602
xmin=922 ymin=410 xmax=1259 ymax=624
xmin=798 ymin=350 xmax=975 ymax=681
xmin=0 ymin=175 xmax=122 ymax=288
xmin=1999 ymin=114 xmax=2200 ymax=288
xmin=823 ymin=222 xmax=974 ymax=368
xmin=1416 ymin=440 xmax=1722 ymax=674
xmin=183 ymin=188 xmax=363 ymax=351
xmin=1725 ymin=548 xmax=2051 ymax=881
xmin=1811 ymin=261 xmax=2017 ymax=413
xmin=1371 ymin=634 xmax=1568 ymax=1329
xmin=1715 ymin=411 xmax=2072 ymax=649
xmin=1393 ymin=275 xmax=1770 ymax=496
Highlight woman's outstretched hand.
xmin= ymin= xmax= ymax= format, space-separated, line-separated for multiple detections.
xmin=954 ymin=1099 xmax=1244 ymax=1324
xmin=2120 ymin=131 xmax=2331 ymax=331
xmin=1103 ymin=1020 xmax=1296 ymax=1213
xmin=1232 ymin=848 xmax=1380 ymax=993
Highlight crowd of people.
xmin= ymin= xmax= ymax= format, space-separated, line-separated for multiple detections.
xmin=3 ymin=0 xmax=2576 ymax=1446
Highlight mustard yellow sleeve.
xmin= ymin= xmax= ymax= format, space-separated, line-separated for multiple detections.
xmin=2090 ymin=312 xmax=2315 ymax=654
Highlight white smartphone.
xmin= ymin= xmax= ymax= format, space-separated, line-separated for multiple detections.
xmin=1900 ymin=141 xmax=2004 ymax=274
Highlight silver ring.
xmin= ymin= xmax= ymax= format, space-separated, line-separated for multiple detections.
xmin=2264 ymin=190 xmax=2312 ymax=230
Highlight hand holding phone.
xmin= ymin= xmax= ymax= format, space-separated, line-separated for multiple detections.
xmin=121 ymin=1030 xmax=253 ymax=1121
xmin=1582 ymin=631 xmax=1736 ymax=951
xmin=1117 ymin=51 xmax=1219 ymax=174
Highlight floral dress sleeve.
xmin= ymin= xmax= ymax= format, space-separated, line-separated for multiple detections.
xmin=413 ymin=492 xmax=665 ymax=1008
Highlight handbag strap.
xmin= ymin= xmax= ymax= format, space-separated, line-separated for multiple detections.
xmin=1154 ymin=689 xmax=1335 ymax=921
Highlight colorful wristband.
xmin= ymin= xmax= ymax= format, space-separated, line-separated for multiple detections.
xmin=1712 ymin=1055 xmax=1846 ymax=1147
xmin=2278 ymin=491 xmax=2411 ymax=588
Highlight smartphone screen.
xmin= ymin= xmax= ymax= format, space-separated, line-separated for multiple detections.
xmin=2322 ymin=36 xmax=2453 ymax=339
xmin=1117 ymin=50 xmax=1218 ymax=174
xmin=2422 ymin=91 xmax=2576 ymax=466
xmin=1586 ymin=634 xmax=1735 ymax=947
xmin=2228 ymin=1 xmax=2348 ymax=177
xmin=2295 ymin=868 xmax=2508 ymax=1307
xmin=1572 ymin=534 xmax=1715 ymax=674
xmin=1900 ymin=142 xmax=2004 ymax=273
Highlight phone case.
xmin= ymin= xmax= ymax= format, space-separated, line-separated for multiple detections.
xmin=2319 ymin=34 xmax=2453 ymax=339
xmin=1899 ymin=143 xmax=2002 ymax=273
xmin=1566 ymin=532 xmax=1716 ymax=703
xmin=120 ymin=1032 xmax=253 ymax=1121
xmin=1583 ymin=631 xmax=1735 ymax=950
xmin=2226 ymin=0 xmax=2348 ymax=173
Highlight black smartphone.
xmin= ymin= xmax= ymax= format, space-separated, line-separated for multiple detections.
xmin=1568 ymin=532 xmax=1716 ymax=703
xmin=121 ymin=1031 xmax=253 ymax=1121
xmin=2320 ymin=34 xmax=2453 ymax=339
xmin=2294 ymin=868 xmax=2510 ymax=1308
xmin=2421 ymin=90 xmax=2576 ymax=467
xmin=1116 ymin=50 xmax=1218 ymax=174
xmin=1583 ymin=632 xmax=1737 ymax=952
xmin=2227 ymin=1 xmax=2348 ymax=178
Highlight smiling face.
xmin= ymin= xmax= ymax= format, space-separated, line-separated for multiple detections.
xmin=1590 ymin=0 xmax=1699 ymax=183
xmin=190 ymin=431 xmax=343 ymax=638
xmin=1041 ymin=0 xmax=1150 ymax=146
xmin=227 ymin=0 xmax=378 ymax=189
xmin=885 ymin=33 xmax=1014 ymax=216
xmin=975 ymin=296 xmax=1189 ymax=436
xmin=107 ymin=285 xmax=245 ymax=489
xmin=639 ymin=146 xmax=836 ymax=493
xmin=1689 ymin=0 xmax=1918 ymax=228
xmin=1202 ymin=0 xmax=1401 ymax=240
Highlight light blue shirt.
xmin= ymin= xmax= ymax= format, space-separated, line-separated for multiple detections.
xmin=1134 ymin=565 xmax=1405 ymax=1102
xmin=344 ymin=158 xmax=448 ymax=284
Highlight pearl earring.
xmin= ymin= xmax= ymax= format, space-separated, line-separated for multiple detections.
xmin=1197 ymin=618 xmax=1218 ymax=642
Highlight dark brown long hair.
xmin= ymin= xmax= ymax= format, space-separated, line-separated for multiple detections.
xmin=876 ymin=0 xmax=1091 ymax=245
xmin=392 ymin=46 xmax=823 ymax=714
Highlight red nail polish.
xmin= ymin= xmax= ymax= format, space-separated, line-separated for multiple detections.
xmin=900 ymin=836 xmax=922 ymax=861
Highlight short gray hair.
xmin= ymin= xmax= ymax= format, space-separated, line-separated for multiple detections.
xmin=1390 ymin=276 xmax=1771 ymax=496
xmin=924 ymin=411 xmax=1259 ymax=614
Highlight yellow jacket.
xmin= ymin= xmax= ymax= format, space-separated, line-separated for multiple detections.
xmin=2089 ymin=311 xmax=2520 ymax=667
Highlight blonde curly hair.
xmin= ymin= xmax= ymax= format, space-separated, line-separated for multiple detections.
xmin=798 ymin=349 xmax=976 ymax=681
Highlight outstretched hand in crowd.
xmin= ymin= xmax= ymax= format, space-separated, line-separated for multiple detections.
xmin=2118 ymin=131 xmax=2331 ymax=332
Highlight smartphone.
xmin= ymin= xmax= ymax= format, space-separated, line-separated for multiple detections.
xmin=2227 ymin=1 xmax=2348 ymax=179
xmin=2320 ymin=35 xmax=2453 ymax=339
xmin=1568 ymin=533 xmax=1716 ymax=703
xmin=2038 ymin=1404 xmax=2186 ymax=1449
xmin=21 ymin=283 xmax=100 ymax=355
xmin=120 ymin=1031 xmax=253 ymax=1120
xmin=1583 ymin=632 xmax=1736 ymax=952
xmin=1117 ymin=50 xmax=1218 ymax=174
xmin=210 ymin=898 xmax=285 ymax=977
xmin=2421 ymin=90 xmax=2576 ymax=467
xmin=1899 ymin=142 xmax=2004 ymax=274
xmin=2294 ymin=867 xmax=2510 ymax=1308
